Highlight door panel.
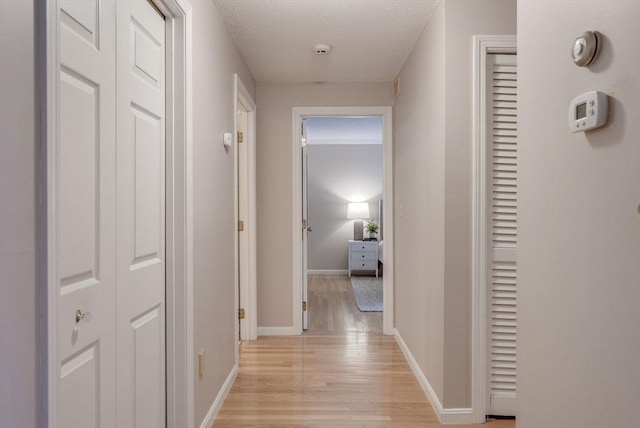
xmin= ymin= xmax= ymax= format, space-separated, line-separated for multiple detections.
xmin=132 ymin=106 xmax=162 ymax=263
xmin=58 ymin=70 xmax=99 ymax=285
xmin=59 ymin=344 xmax=100 ymax=428
xmin=56 ymin=0 xmax=117 ymax=426
xmin=131 ymin=306 xmax=163 ymax=428
xmin=116 ymin=1 xmax=166 ymax=425
xmin=59 ymin=0 xmax=99 ymax=48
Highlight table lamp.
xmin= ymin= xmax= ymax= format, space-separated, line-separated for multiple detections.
xmin=347 ymin=202 xmax=370 ymax=241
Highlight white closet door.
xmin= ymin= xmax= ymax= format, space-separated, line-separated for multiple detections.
xmin=55 ymin=0 xmax=117 ymax=426
xmin=115 ymin=1 xmax=166 ymax=426
xmin=487 ymin=53 xmax=518 ymax=416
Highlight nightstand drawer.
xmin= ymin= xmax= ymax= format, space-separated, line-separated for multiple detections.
xmin=349 ymin=242 xmax=376 ymax=251
xmin=352 ymin=261 xmax=378 ymax=271
xmin=350 ymin=251 xmax=377 ymax=262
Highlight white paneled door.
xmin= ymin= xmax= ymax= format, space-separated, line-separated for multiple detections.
xmin=56 ymin=0 xmax=117 ymax=425
xmin=487 ymin=53 xmax=518 ymax=417
xmin=116 ymin=1 xmax=166 ymax=427
xmin=54 ymin=0 xmax=166 ymax=426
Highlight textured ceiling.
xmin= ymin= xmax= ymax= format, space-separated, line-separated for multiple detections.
xmin=213 ymin=0 xmax=439 ymax=83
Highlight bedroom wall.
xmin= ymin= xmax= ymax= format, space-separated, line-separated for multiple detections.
xmin=256 ymin=82 xmax=392 ymax=329
xmin=190 ymin=0 xmax=256 ymax=424
xmin=307 ymin=144 xmax=383 ymax=271
xmin=0 ymin=1 xmax=39 ymax=426
xmin=393 ymin=0 xmax=516 ymax=410
xmin=517 ymin=1 xmax=640 ymax=426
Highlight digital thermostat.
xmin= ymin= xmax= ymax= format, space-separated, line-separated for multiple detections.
xmin=568 ymin=91 xmax=608 ymax=133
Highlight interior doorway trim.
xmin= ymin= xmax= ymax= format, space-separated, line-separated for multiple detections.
xmin=43 ymin=1 xmax=194 ymax=426
xmin=233 ymin=74 xmax=257 ymax=344
xmin=291 ymin=106 xmax=394 ymax=335
xmin=471 ymin=34 xmax=517 ymax=423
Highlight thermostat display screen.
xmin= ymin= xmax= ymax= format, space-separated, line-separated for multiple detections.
xmin=576 ymin=102 xmax=587 ymax=120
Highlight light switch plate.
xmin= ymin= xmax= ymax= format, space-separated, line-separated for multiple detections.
xmin=223 ymin=132 xmax=232 ymax=148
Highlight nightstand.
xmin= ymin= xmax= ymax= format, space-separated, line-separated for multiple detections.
xmin=348 ymin=240 xmax=379 ymax=277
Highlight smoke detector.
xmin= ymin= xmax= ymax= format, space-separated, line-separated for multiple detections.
xmin=312 ymin=44 xmax=332 ymax=55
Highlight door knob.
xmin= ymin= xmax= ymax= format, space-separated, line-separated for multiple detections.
xmin=307 ymin=227 xmax=312 ymax=232
xmin=75 ymin=309 xmax=89 ymax=324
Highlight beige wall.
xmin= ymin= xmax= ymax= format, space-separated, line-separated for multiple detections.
xmin=0 ymin=0 xmax=40 ymax=426
xmin=307 ymin=144 xmax=383 ymax=271
xmin=394 ymin=1 xmax=447 ymax=403
xmin=517 ymin=1 xmax=640 ymax=426
xmin=442 ymin=0 xmax=517 ymax=407
xmin=256 ymin=82 xmax=391 ymax=327
xmin=190 ymin=0 xmax=255 ymax=424
xmin=393 ymin=0 xmax=516 ymax=408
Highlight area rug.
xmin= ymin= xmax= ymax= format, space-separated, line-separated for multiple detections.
xmin=350 ymin=277 xmax=383 ymax=312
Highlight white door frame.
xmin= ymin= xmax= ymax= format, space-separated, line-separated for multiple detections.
xmin=471 ymin=35 xmax=517 ymax=423
xmin=233 ymin=74 xmax=257 ymax=344
xmin=291 ymin=106 xmax=394 ymax=335
xmin=43 ymin=1 xmax=194 ymax=427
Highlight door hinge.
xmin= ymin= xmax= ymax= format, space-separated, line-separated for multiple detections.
xmin=302 ymin=301 xmax=307 ymax=312
xmin=237 ymin=131 xmax=244 ymax=143
xmin=238 ymin=220 xmax=244 ymax=231
xmin=302 ymin=219 xmax=307 ymax=230
xmin=238 ymin=308 xmax=245 ymax=320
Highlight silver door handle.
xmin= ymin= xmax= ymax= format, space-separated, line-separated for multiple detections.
xmin=75 ymin=309 xmax=90 ymax=324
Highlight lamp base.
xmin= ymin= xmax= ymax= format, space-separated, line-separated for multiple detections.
xmin=353 ymin=219 xmax=364 ymax=241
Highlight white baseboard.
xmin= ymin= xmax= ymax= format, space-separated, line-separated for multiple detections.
xmin=257 ymin=326 xmax=300 ymax=336
xmin=198 ymin=363 xmax=238 ymax=428
xmin=440 ymin=407 xmax=476 ymax=424
xmin=307 ymin=269 xmax=348 ymax=275
xmin=393 ymin=329 xmax=475 ymax=425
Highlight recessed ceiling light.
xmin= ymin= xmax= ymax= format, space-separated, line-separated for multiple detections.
xmin=312 ymin=44 xmax=332 ymax=55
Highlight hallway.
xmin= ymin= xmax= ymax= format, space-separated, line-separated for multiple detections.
xmin=214 ymin=276 xmax=513 ymax=426
xmin=213 ymin=335 xmax=515 ymax=427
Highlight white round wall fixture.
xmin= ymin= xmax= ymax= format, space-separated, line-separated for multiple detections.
xmin=312 ymin=44 xmax=332 ymax=55
xmin=572 ymin=31 xmax=600 ymax=67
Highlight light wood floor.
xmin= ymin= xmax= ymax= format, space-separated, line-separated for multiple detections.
xmin=307 ymin=274 xmax=383 ymax=334
xmin=213 ymin=275 xmax=515 ymax=427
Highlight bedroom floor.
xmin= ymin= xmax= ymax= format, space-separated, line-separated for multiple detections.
xmin=306 ymin=274 xmax=383 ymax=334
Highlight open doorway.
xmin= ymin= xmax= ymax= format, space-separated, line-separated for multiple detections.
xmin=292 ymin=106 xmax=394 ymax=336
xmin=303 ymin=117 xmax=384 ymax=334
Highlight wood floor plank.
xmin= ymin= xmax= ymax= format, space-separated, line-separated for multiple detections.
xmin=213 ymin=275 xmax=515 ymax=427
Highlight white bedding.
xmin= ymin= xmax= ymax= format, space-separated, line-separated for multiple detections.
xmin=378 ymin=240 xmax=384 ymax=263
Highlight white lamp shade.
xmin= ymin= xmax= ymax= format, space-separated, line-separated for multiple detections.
xmin=347 ymin=202 xmax=370 ymax=219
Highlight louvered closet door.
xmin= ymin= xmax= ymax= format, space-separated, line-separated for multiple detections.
xmin=487 ymin=53 xmax=517 ymax=416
